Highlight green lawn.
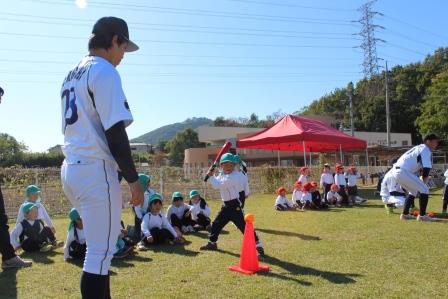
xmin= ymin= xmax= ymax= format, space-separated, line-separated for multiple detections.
xmin=1 ymin=188 xmax=448 ymax=299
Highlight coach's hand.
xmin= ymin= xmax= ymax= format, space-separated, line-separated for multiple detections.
xmin=129 ymin=181 xmax=144 ymax=207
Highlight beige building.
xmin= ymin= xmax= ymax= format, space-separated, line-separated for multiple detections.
xmin=184 ymin=125 xmax=413 ymax=169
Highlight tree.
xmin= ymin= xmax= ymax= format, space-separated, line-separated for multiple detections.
xmin=0 ymin=133 xmax=27 ymax=165
xmin=165 ymin=128 xmax=205 ymax=166
xmin=415 ymin=67 xmax=448 ymax=140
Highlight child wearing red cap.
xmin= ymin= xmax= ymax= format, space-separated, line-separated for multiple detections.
xmin=275 ymin=187 xmax=296 ymax=211
xmin=346 ymin=166 xmax=366 ymax=205
xmin=310 ymin=181 xmax=328 ymax=209
xmin=292 ymin=181 xmax=303 ymax=208
xmin=327 ymin=184 xmax=343 ymax=207
xmin=320 ymin=164 xmax=334 ymax=203
xmin=334 ymin=164 xmax=349 ymax=205
xmin=298 ymin=167 xmax=310 ymax=185
xmin=300 ymin=183 xmax=313 ymax=210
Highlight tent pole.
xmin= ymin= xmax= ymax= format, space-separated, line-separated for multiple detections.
xmin=366 ymin=147 xmax=370 ymax=185
xmin=309 ymin=151 xmax=312 ymax=166
xmin=339 ymin=145 xmax=343 ymax=164
xmin=277 ymin=150 xmax=280 ymax=168
xmin=302 ymin=141 xmax=307 ymax=166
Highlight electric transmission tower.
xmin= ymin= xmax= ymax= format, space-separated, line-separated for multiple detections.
xmin=355 ymin=0 xmax=385 ymax=79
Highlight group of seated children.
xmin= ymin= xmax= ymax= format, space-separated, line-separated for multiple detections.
xmin=10 ymin=185 xmax=62 ymax=253
xmin=275 ymin=163 xmax=366 ymax=211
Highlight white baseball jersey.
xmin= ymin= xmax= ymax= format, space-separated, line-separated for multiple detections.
xmin=394 ymin=144 xmax=432 ymax=173
xmin=61 ymin=56 xmax=133 ymax=162
xmin=236 ymin=171 xmax=250 ymax=196
xmin=326 ymin=191 xmax=342 ymax=202
xmin=63 ymin=227 xmax=86 ymax=260
xmin=298 ymin=175 xmax=308 ymax=185
xmin=301 ymin=192 xmax=312 ymax=204
xmin=292 ymin=189 xmax=302 ymax=203
xmin=380 ymin=171 xmax=406 ymax=206
xmin=209 ymin=170 xmax=241 ymax=202
xmin=346 ymin=173 xmax=361 ymax=187
xmin=444 ymin=169 xmax=448 ymax=185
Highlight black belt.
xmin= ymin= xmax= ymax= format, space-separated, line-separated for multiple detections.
xmin=395 ymin=166 xmax=400 ymax=169
xmin=224 ymin=199 xmax=240 ymax=207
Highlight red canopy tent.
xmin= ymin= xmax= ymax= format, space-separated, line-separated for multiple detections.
xmin=237 ymin=115 xmax=367 ymax=165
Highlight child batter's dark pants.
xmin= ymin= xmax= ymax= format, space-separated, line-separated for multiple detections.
xmin=209 ymin=199 xmax=259 ymax=244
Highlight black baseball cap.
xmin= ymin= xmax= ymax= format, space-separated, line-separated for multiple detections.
xmin=423 ymin=133 xmax=439 ymax=142
xmin=92 ymin=17 xmax=139 ymax=52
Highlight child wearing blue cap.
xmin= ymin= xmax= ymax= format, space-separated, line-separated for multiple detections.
xmin=10 ymin=203 xmax=57 ymax=252
xmin=16 ymin=185 xmax=56 ymax=234
xmin=166 ymin=192 xmax=194 ymax=234
xmin=188 ymin=190 xmax=211 ymax=231
xmin=64 ymin=208 xmax=87 ymax=260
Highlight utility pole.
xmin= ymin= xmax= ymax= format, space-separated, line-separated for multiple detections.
xmin=346 ymin=82 xmax=354 ymax=136
xmin=385 ymin=61 xmax=391 ymax=146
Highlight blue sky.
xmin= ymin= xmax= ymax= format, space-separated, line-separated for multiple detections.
xmin=0 ymin=0 xmax=447 ymax=152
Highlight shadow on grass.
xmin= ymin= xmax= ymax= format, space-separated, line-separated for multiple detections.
xmin=217 ymin=250 xmax=361 ymax=285
xmin=0 ymin=268 xmax=18 ymax=299
xmin=112 ymin=253 xmax=153 ymax=268
xmin=20 ymin=250 xmax=61 ymax=265
xmin=353 ymin=204 xmax=385 ymax=209
xmin=150 ymin=242 xmax=199 ymax=257
xmin=256 ymin=228 xmax=321 ymax=241
xmin=264 ymin=255 xmax=361 ymax=285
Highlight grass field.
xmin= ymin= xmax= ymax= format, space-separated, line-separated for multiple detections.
xmin=1 ymin=188 xmax=448 ymax=299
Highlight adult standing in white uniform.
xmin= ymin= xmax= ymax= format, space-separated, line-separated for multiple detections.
xmin=60 ymin=17 xmax=143 ymax=299
xmin=391 ymin=134 xmax=439 ymax=221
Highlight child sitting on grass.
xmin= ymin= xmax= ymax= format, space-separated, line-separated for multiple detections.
xmin=334 ymin=164 xmax=349 ymax=205
xmin=188 ymin=190 xmax=212 ymax=231
xmin=10 ymin=203 xmax=57 ymax=253
xmin=137 ymin=193 xmax=184 ymax=251
xmin=320 ymin=163 xmax=334 ymax=203
xmin=310 ymin=181 xmax=328 ymax=209
xmin=346 ymin=166 xmax=366 ymax=205
xmin=132 ymin=173 xmax=157 ymax=240
xmin=292 ymin=181 xmax=303 ymax=208
xmin=301 ymin=183 xmax=313 ymax=210
xmin=327 ymin=184 xmax=343 ymax=207
xmin=275 ymin=187 xmax=296 ymax=211
xmin=16 ymin=185 xmax=56 ymax=235
xmin=64 ymin=208 xmax=86 ymax=261
xmin=167 ymin=192 xmax=194 ymax=234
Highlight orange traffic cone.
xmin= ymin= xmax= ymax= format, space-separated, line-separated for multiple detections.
xmin=229 ymin=213 xmax=270 ymax=275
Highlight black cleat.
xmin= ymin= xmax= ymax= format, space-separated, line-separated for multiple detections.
xmin=256 ymin=246 xmax=265 ymax=257
xmin=200 ymin=242 xmax=217 ymax=251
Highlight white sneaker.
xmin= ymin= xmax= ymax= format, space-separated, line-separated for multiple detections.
xmin=181 ymin=226 xmax=188 ymax=233
xmin=136 ymin=242 xmax=148 ymax=251
xmin=417 ymin=215 xmax=437 ymax=222
xmin=400 ymin=214 xmax=413 ymax=220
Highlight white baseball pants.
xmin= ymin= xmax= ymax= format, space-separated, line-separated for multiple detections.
xmin=391 ymin=167 xmax=429 ymax=195
xmin=61 ymin=158 xmax=122 ymax=275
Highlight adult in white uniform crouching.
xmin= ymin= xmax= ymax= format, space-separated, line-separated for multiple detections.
xmin=391 ymin=133 xmax=439 ymax=221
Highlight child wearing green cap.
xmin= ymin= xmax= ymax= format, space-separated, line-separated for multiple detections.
xmin=137 ymin=193 xmax=183 ymax=250
xmin=132 ymin=174 xmax=157 ymax=240
xmin=16 ymin=185 xmax=56 ymax=235
xmin=10 ymin=203 xmax=57 ymax=252
xmin=166 ymin=192 xmax=194 ymax=234
xmin=188 ymin=190 xmax=211 ymax=231
xmin=64 ymin=208 xmax=87 ymax=261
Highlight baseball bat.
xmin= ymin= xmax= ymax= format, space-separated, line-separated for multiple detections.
xmin=204 ymin=141 xmax=232 ymax=182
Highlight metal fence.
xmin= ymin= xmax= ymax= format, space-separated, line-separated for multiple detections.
xmin=1 ymin=164 xmax=446 ymax=219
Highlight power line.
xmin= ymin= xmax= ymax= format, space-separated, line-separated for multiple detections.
xmin=1 ymin=12 xmax=354 ymax=36
xmin=0 ymin=48 xmax=360 ymax=61
xmin=223 ymin=0 xmax=355 ymax=12
xmin=0 ymin=17 xmax=359 ymax=41
xmin=24 ymin=0 xmax=354 ymax=25
xmin=0 ymin=32 xmax=357 ymax=49
xmin=383 ymin=14 xmax=448 ymax=41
